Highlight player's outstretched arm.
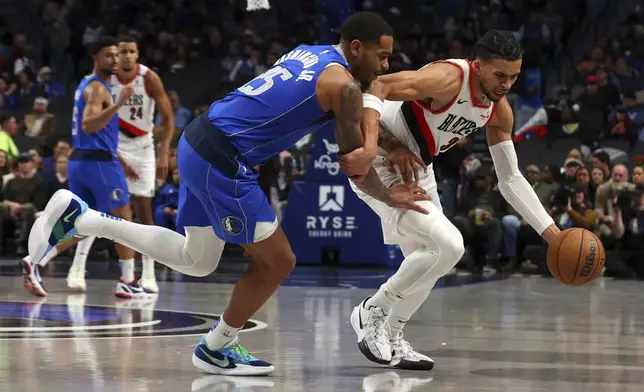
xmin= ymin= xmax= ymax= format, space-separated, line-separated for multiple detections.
xmin=486 ymin=98 xmax=560 ymax=245
xmin=377 ymin=63 xmax=462 ymax=102
xmin=81 ymin=81 xmax=132 ymax=133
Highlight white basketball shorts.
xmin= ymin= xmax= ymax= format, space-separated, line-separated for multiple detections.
xmin=349 ymin=156 xmax=443 ymax=245
xmin=118 ymin=143 xmax=156 ymax=198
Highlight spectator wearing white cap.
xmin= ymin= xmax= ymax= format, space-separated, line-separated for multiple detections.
xmin=36 ymin=67 xmax=64 ymax=98
xmin=21 ymin=97 xmax=56 ymax=143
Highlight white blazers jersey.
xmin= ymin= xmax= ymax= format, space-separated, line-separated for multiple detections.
xmin=380 ymin=59 xmax=496 ymax=164
xmin=111 ymin=64 xmax=156 ymax=147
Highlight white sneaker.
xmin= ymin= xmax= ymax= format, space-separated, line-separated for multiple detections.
xmin=20 ymin=257 xmax=47 ymax=297
xmin=350 ymin=297 xmax=392 ymax=364
xmin=66 ymin=268 xmax=87 ymax=292
xmin=139 ymin=275 xmax=159 ymax=293
xmin=390 ymin=332 xmax=435 ymax=370
xmin=115 ymin=280 xmax=147 ymax=298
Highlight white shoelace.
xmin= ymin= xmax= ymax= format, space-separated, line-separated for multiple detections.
xmin=392 ymin=334 xmax=420 ymax=361
xmin=366 ymin=307 xmax=390 ymax=347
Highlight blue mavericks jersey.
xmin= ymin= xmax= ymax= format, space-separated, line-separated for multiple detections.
xmin=208 ymin=45 xmax=350 ymax=166
xmin=71 ymin=75 xmax=119 ymax=153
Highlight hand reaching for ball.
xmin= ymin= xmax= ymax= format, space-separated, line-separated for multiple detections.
xmin=546 ymin=227 xmax=605 ymax=286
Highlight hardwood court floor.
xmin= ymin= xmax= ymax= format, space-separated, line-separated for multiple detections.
xmin=1 ymin=261 xmax=643 ymax=392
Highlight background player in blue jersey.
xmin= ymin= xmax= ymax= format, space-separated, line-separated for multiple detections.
xmin=28 ymin=13 xmax=429 ymax=375
xmin=22 ymin=37 xmax=147 ymax=299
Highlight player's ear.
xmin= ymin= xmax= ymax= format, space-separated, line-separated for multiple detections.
xmin=472 ymin=59 xmax=482 ymax=76
xmin=350 ymin=40 xmax=363 ymax=57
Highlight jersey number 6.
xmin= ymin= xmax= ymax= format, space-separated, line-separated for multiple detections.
xmin=238 ymin=66 xmax=293 ymax=96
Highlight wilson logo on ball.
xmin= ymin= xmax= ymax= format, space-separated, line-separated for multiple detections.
xmin=579 ymin=239 xmax=597 ymax=277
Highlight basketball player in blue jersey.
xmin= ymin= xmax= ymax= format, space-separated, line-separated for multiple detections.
xmin=22 ymin=37 xmax=148 ymax=299
xmin=28 ymin=12 xmax=429 ymax=375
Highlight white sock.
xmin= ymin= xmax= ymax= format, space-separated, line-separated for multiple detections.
xmin=76 ymin=209 xmax=192 ymax=274
xmin=70 ymin=236 xmax=95 ymax=272
xmin=120 ymin=258 xmax=135 ymax=283
xmin=38 ymin=247 xmax=59 ymax=267
xmin=205 ymin=316 xmax=241 ymax=350
xmin=142 ymin=254 xmax=155 ymax=278
xmin=388 ymin=287 xmax=433 ymax=339
xmin=365 ymin=281 xmax=404 ymax=314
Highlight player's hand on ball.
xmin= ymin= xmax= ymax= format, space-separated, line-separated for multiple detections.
xmin=117 ymin=86 xmax=134 ymax=106
xmin=386 ymin=184 xmax=431 ymax=214
xmin=339 ymin=147 xmax=377 ymax=181
xmin=384 ymin=146 xmax=427 ymax=185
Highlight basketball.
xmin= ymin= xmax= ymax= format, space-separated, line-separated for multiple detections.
xmin=546 ymin=228 xmax=605 ymax=286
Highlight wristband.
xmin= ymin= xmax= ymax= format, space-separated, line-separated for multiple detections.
xmin=362 ymin=93 xmax=383 ymax=115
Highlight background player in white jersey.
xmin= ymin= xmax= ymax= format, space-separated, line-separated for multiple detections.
xmin=343 ymin=30 xmax=563 ymax=370
xmin=103 ymin=35 xmax=174 ymax=293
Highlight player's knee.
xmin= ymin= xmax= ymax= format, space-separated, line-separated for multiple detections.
xmin=265 ymin=250 xmax=296 ymax=283
xmin=435 ymin=223 xmax=465 ymax=263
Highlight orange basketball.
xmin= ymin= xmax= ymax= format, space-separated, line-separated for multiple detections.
xmin=546 ymin=228 xmax=605 ymax=286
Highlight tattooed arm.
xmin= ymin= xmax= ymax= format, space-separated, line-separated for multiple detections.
xmin=333 ymin=79 xmax=392 ymax=202
xmin=378 ymin=124 xmax=406 ymax=152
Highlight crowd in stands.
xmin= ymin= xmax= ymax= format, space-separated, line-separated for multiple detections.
xmin=0 ymin=0 xmax=641 ymax=280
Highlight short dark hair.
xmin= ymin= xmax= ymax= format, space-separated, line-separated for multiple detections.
xmin=0 ymin=113 xmax=13 ymax=126
xmin=56 ymin=137 xmax=71 ymax=146
xmin=89 ymin=36 xmax=118 ymax=56
xmin=118 ymin=35 xmax=138 ymax=46
xmin=340 ymin=12 xmax=393 ymax=45
xmin=473 ymin=30 xmax=523 ymax=61
xmin=592 ymin=150 xmax=611 ymax=165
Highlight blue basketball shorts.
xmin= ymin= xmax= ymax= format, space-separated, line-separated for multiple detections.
xmin=68 ymin=154 xmax=130 ymax=213
xmin=176 ymin=114 xmax=277 ymax=244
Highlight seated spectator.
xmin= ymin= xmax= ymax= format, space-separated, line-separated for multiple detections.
xmin=35 ymin=66 xmax=64 ymax=98
xmin=575 ymin=166 xmax=594 ymax=207
xmin=45 ymin=154 xmax=67 ymax=199
xmin=595 ymin=164 xmax=634 ymax=238
xmin=605 ymin=183 xmax=644 ymax=278
xmin=41 ymin=137 xmax=71 ymax=177
xmin=0 ymin=153 xmax=47 ymax=255
xmin=612 ymin=57 xmax=641 ymax=95
xmin=21 ymin=97 xmax=56 ymax=142
xmin=0 ymin=114 xmax=19 ymax=159
xmin=633 ymin=165 xmax=644 ymax=185
xmin=2 ymin=158 xmax=18 ymax=189
xmin=524 ymin=184 xmax=597 ymax=274
xmin=16 ymin=70 xmax=37 ymax=108
xmin=561 ymin=158 xmax=583 ymax=185
xmin=609 ymin=107 xmax=637 ymax=144
xmin=452 ymin=168 xmax=504 ymax=273
xmin=591 ymin=166 xmax=606 ymax=188
xmin=592 ymin=150 xmax=611 ymax=179
xmin=0 ymin=77 xmax=17 ymax=109
xmin=502 ymin=164 xmax=558 ymax=271
xmin=154 ymin=167 xmax=179 ymax=230
xmin=155 ymin=90 xmax=192 ymax=131
xmin=0 ymin=150 xmax=8 ymax=176
xmin=552 ymin=183 xmax=597 ymax=230
xmin=27 ymin=147 xmax=43 ymax=175
xmin=577 ymin=47 xmax=605 ymax=74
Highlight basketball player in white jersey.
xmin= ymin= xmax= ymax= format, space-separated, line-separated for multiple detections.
xmin=343 ymin=30 xmax=562 ymax=370
xmin=64 ymin=36 xmax=175 ymax=294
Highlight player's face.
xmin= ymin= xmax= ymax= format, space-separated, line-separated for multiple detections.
xmin=96 ymin=45 xmax=119 ymax=75
xmin=350 ymin=36 xmax=393 ymax=86
xmin=119 ymin=42 xmax=139 ymax=72
xmin=475 ymin=58 xmax=522 ymax=102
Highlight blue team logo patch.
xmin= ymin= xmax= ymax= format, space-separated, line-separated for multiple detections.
xmin=111 ymin=188 xmax=123 ymax=201
xmin=221 ymin=216 xmax=244 ymax=235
